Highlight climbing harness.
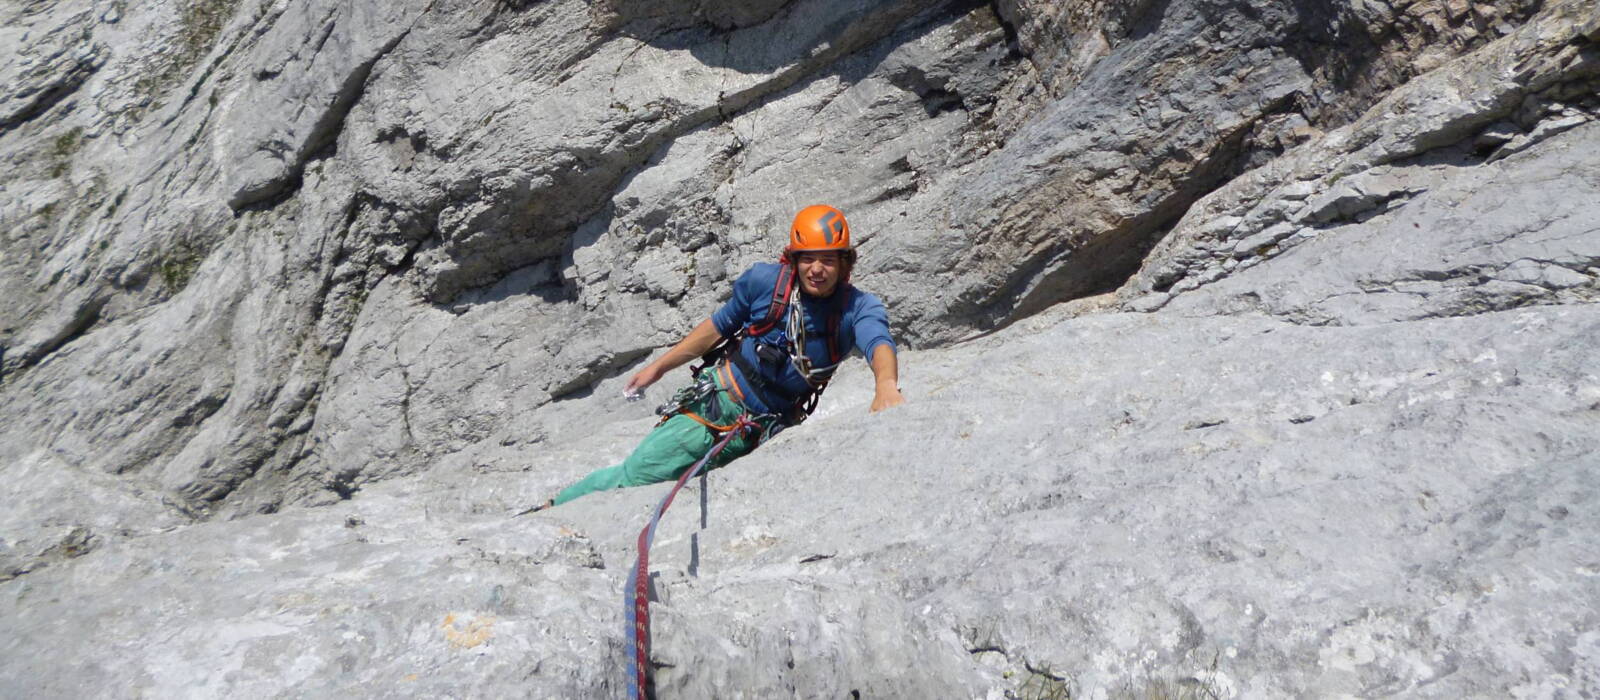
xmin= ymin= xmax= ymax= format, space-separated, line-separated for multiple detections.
xmin=689 ymin=264 xmax=846 ymax=425
xmin=623 ymin=415 xmax=758 ymax=700
xmin=653 ymin=367 xmax=782 ymax=443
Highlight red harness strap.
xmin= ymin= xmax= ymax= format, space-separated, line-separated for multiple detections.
xmin=747 ymin=264 xmax=795 ymax=337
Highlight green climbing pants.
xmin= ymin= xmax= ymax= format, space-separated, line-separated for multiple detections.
xmin=554 ymin=369 xmax=770 ymax=505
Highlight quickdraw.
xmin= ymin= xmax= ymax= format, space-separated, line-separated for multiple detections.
xmin=623 ymin=416 xmax=757 ymax=700
xmin=652 ymin=375 xmax=718 ymax=424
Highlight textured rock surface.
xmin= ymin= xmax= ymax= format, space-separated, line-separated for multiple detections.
xmin=1119 ymin=0 xmax=1600 ymax=315
xmin=6 ymin=302 xmax=1597 ymax=697
xmin=2 ymin=0 xmax=1598 ymax=696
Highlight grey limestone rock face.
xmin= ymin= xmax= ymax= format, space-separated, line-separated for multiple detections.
xmin=1120 ymin=0 xmax=1600 ymax=311
xmin=2 ymin=0 xmax=1599 ymax=696
xmin=2 ymin=0 xmax=1571 ymax=514
xmin=5 ymin=301 xmax=1596 ymax=697
xmin=1 ymin=487 xmax=622 ymax=697
xmin=0 ymin=1 xmax=107 ymax=130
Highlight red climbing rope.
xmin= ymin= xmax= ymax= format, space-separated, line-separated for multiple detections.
xmin=624 ymin=417 xmax=754 ymax=699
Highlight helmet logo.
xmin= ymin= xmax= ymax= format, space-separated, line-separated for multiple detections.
xmin=819 ymin=211 xmax=843 ymax=244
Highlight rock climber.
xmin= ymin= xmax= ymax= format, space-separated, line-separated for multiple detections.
xmin=531 ymin=204 xmax=903 ymax=510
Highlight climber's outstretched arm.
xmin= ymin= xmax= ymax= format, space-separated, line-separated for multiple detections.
xmin=869 ymin=344 xmax=904 ymax=412
xmin=625 ymin=319 xmax=724 ymax=395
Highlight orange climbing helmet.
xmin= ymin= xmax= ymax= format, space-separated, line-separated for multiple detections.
xmin=786 ymin=204 xmax=853 ymax=256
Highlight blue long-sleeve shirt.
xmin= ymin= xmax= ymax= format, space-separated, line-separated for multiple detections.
xmin=710 ymin=263 xmax=895 ymax=416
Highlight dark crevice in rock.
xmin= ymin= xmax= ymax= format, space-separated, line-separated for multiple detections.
xmin=0 ymin=526 xmax=97 ymax=584
xmin=227 ymin=26 xmax=416 ymax=212
xmin=1305 ymin=189 xmax=1424 ymax=228
xmin=985 ymin=0 xmax=1022 ymax=58
xmin=303 ymin=30 xmax=407 ymax=163
xmin=995 ymin=90 xmax=1309 ymax=326
xmin=598 ymin=0 xmax=796 ymax=37
xmin=227 ymin=168 xmax=304 ymax=216
xmin=886 ymin=63 xmax=969 ymax=117
xmin=857 ymin=155 xmax=923 ymax=206
xmin=958 ymin=623 xmax=1012 ymax=656
xmin=1024 ymin=660 xmax=1069 ymax=682
xmin=0 ymin=50 xmax=103 ymax=132
xmin=1122 ymin=0 xmax=1176 ymax=43
xmin=3 ymin=295 xmax=107 ymax=378
xmin=1487 ymin=102 xmax=1598 ymax=163
xmin=396 ymin=343 xmax=418 ymax=449
xmin=329 ymin=469 xmax=361 ymax=501
xmin=171 ymin=394 xmax=227 ymax=429
xmin=1402 ymin=293 xmax=1566 ymax=322
xmin=441 ymin=256 xmax=571 ymax=314
xmin=548 ymin=346 xmax=654 ymax=402
xmin=390 ymin=236 xmax=428 ymax=278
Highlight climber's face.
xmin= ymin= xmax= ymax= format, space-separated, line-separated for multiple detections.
xmin=795 ymin=251 xmax=843 ymax=297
